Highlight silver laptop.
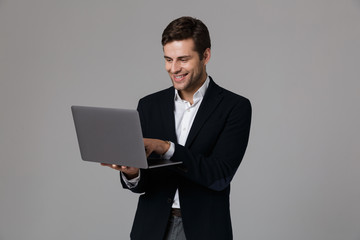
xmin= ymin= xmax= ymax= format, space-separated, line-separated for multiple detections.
xmin=71 ymin=105 xmax=181 ymax=169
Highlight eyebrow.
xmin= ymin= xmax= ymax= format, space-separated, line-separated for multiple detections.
xmin=163 ymin=55 xmax=191 ymax=60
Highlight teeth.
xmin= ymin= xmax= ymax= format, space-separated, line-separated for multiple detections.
xmin=175 ymin=75 xmax=185 ymax=79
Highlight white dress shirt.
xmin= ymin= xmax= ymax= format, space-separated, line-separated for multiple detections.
xmin=122 ymin=76 xmax=210 ymax=209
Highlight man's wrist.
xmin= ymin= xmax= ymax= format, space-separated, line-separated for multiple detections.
xmin=121 ymin=171 xmax=140 ymax=188
xmin=162 ymin=141 xmax=175 ymax=159
xmin=163 ymin=140 xmax=171 ymax=154
xmin=123 ymin=171 xmax=139 ymax=180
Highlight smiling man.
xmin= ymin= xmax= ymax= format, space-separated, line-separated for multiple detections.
xmin=163 ymin=38 xmax=210 ymax=104
xmin=102 ymin=16 xmax=252 ymax=240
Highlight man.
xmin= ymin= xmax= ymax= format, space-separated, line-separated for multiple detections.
xmin=102 ymin=16 xmax=251 ymax=240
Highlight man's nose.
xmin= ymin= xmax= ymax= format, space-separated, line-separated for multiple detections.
xmin=170 ymin=61 xmax=181 ymax=73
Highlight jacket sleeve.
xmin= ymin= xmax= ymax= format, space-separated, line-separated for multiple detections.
xmin=120 ymin=169 xmax=149 ymax=193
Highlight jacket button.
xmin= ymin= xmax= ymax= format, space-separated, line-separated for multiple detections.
xmin=167 ymin=198 xmax=173 ymax=204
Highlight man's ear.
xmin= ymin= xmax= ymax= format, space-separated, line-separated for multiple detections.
xmin=203 ymin=48 xmax=211 ymax=65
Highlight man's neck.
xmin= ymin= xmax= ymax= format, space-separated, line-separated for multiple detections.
xmin=179 ymin=75 xmax=208 ymax=105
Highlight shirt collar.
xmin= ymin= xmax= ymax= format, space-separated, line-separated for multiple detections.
xmin=174 ymin=76 xmax=210 ymax=103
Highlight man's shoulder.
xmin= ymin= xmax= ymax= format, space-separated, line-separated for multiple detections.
xmin=210 ymin=79 xmax=251 ymax=105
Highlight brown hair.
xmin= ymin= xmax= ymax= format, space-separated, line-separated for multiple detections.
xmin=161 ymin=16 xmax=211 ymax=60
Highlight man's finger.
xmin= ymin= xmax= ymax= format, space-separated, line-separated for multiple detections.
xmin=121 ymin=166 xmax=128 ymax=170
xmin=111 ymin=164 xmax=124 ymax=171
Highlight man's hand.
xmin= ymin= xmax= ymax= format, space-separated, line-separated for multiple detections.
xmin=144 ymin=138 xmax=171 ymax=157
xmin=100 ymin=163 xmax=139 ymax=179
xmin=100 ymin=138 xmax=169 ymax=178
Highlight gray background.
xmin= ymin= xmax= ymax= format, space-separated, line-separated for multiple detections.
xmin=1 ymin=0 xmax=359 ymax=239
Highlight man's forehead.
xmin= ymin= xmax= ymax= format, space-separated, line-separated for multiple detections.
xmin=163 ymin=39 xmax=196 ymax=57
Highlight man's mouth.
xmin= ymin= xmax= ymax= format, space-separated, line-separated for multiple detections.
xmin=173 ymin=73 xmax=188 ymax=82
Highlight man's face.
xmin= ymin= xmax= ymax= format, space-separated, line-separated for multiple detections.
xmin=163 ymin=39 xmax=210 ymax=99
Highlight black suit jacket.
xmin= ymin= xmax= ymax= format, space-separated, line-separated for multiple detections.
xmin=121 ymin=77 xmax=251 ymax=240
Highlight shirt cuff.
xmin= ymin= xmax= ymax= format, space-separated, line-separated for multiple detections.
xmin=162 ymin=141 xmax=175 ymax=160
xmin=121 ymin=171 xmax=140 ymax=189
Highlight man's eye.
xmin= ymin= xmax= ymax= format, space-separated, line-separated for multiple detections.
xmin=166 ymin=59 xmax=172 ymax=63
xmin=180 ymin=59 xmax=188 ymax=63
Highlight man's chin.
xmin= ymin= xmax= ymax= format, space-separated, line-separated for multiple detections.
xmin=172 ymin=81 xmax=185 ymax=90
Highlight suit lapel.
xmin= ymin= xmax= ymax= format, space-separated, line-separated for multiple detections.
xmin=185 ymin=78 xmax=223 ymax=147
xmin=160 ymin=87 xmax=178 ymax=144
